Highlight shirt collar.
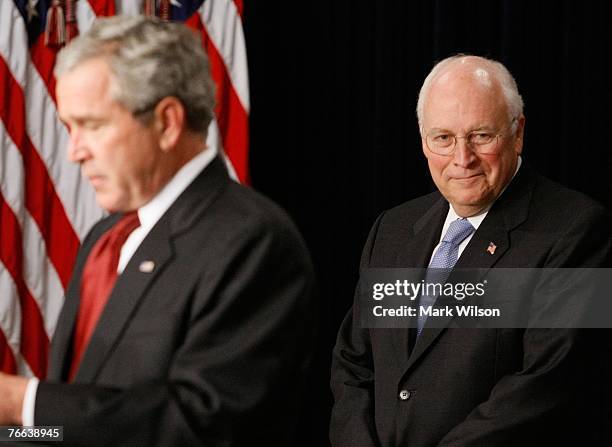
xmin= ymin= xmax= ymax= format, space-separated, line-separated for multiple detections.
xmin=137 ymin=148 xmax=217 ymax=230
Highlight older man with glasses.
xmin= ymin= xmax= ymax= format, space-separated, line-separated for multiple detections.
xmin=331 ymin=54 xmax=612 ymax=446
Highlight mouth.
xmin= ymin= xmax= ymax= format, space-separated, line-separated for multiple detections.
xmin=87 ymin=175 xmax=105 ymax=188
xmin=451 ymin=173 xmax=484 ymax=182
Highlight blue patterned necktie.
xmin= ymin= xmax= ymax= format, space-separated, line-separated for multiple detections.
xmin=417 ymin=218 xmax=475 ymax=334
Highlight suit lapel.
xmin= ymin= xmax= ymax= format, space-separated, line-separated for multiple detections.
xmin=73 ymin=218 xmax=175 ymax=382
xmin=399 ymin=164 xmax=535 ymax=374
xmin=390 ymin=197 xmax=448 ymax=372
xmin=47 ymin=215 xmax=118 ymax=381
xmin=405 ymin=213 xmax=512 ymax=370
xmin=70 ymin=156 xmax=230 ymax=383
xmin=396 ymin=196 xmax=448 ymax=269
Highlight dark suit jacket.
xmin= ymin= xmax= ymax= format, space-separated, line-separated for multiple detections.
xmin=331 ymin=163 xmax=612 ymax=446
xmin=33 ymin=157 xmax=316 ymax=446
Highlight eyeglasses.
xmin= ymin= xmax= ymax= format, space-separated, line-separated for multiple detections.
xmin=423 ymin=119 xmax=517 ymax=156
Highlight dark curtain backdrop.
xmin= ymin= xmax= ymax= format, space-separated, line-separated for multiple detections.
xmin=243 ymin=1 xmax=612 ymax=445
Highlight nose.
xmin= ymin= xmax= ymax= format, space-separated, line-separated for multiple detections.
xmin=452 ymin=137 xmax=477 ymax=168
xmin=66 ymin=127 xmax=90 ymax=164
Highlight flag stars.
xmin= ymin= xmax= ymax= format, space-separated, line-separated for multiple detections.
xmin=26 ymin=0 xmax=39 ymax=22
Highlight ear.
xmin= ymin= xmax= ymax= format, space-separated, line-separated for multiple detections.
xmin=513 ymin=115 xmax=526 ymax=155
xmin=153 ymin=97 xmax=186 ymax=152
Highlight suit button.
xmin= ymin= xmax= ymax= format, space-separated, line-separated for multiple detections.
xmin=398 ymin=390 xmax=411 ymax=401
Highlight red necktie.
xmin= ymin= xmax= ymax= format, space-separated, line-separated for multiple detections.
xmin=68 ymin=212 xmax=141 ymax=381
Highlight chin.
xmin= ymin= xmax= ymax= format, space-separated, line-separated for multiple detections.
xmin=450 ymin=194 xmax=491 ymax=213
xmin=96 ymin=197 xmax=122 ymax=213
xmin=450 ymin=190 xmax=485 ymax=205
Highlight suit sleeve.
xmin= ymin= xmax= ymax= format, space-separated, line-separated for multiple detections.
xmin=330 ymin=213 xmax=384 ymax=447
xmin=437 ymin=204 xmax=612 ymax=446
xmin=33 ymin=216 xmax=316 ymax=446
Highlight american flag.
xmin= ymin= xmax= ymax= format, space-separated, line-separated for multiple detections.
xmin=487 ymin=242 xmax=497 ymax=255
xmin=0 ymin=0 xmax=249 ymax=378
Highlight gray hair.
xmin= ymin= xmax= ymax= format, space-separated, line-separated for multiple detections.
xmin=55 ymin=15 xmax=215 ymax=134
xmin=416 ymin=54 xmax=524 ymax=131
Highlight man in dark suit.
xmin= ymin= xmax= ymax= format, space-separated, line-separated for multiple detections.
xmin=0 ymin=16 xmax=315 ymax=446
xmin=330 ymin=55 xmax=612 ymax=446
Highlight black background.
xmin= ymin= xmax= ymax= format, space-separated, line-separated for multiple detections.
xmin=243 ymin=1 xmax=612 ymax=445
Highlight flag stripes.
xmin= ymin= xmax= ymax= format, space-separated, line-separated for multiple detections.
xmin=188 ymin=5 xmax=250 ymax=183
xmin=0 ymin=195 xmax=49 ymax=378
xmin=0 ymin=56 xmax=81 ymax=289
xmin=0 ymin=328 xmax=17 ymax=374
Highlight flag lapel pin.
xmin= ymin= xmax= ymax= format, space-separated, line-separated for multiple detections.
xmin=139 ymin=260 xmax=155 ymax=273
xmin=486 ymin=242 xmax=497 ymax=255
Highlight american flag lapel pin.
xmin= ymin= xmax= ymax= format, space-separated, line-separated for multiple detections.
xmin=139 ymin=260 xmax=155 ymax=273
xmin=486 ymin=242 xmax=497 ymax=255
